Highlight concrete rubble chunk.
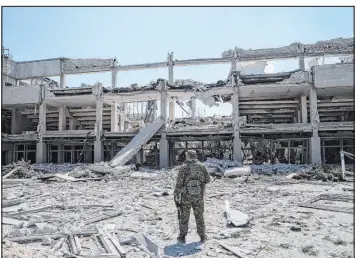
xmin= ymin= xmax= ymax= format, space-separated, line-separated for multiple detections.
xmin=134 ymin=233 xmax=162 ymax=258
xmin=42 ymin=236 xmax=53 ymax=245
xmin=130 ymin=172 xmax=158 ymax=179
xmin=225 ymin=200 xmax=250 ymax=227
xmin=224 ymin=167 xmax=251 ymax=177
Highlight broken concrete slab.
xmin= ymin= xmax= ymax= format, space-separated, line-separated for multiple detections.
xmin=2 ymin=217 xmax=26 ymax=227
xmin=224 ymin=167 xmax=251 ymax=177
xmin=225 ymin=200 xmax=250 ymax=227
xmin=130 ymin=172 xmax=158 ymax=179
xmin=218 ymin=242 xmax=248 ymax=258
xmin=109 ymin=120 xmax=164 ymax=167
xmin=83 ymin=210 xmax=123 ymax=225
xmin=38 ymin=173 xmax=102 ymax=182
xmin=3 ymin=198 xmax=26 ymax=208
xmin=135 ymin=233 xmax=162 ymax=258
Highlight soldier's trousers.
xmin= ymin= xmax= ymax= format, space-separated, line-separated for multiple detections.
xmin=178 ymin=196 xmax=206 ymax=238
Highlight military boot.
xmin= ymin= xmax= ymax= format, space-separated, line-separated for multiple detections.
xmin=200 ymin=235 xmax=208 ymax=243
xmin=177 ymin=236 xmax=186 ymax=244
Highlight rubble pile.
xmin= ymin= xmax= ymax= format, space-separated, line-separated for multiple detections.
xmin=1 ymin=163 xmax=353 ymax=258
xmin=31 ymin=163 xmax=80 ymax=174
xmin=250 ymin=164 xmax=312 ymax=175
xmin=204 ymin=158 xmax=242 ymax=171
xmin=2 ymin=240 xmax=57 ymax=258
xmin=2 ymin=160 xmax=40 ymax=179
xmin=291 ymin=165 xmax=349 ymax=182
xmin=169 ymin=116 xmax=232 ymax=131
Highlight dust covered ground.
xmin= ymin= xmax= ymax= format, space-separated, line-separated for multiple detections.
xmin=2 ymin=165 xmax=354 ymax=258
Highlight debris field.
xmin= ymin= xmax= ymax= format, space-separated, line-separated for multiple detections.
xmin=1 ymin=162 xmax=354 ymax=258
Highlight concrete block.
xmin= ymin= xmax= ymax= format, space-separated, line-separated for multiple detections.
xmin=3 ymin=85 xmax=41 ymax=105
xmin=314 ymin=63 xmax=354 ymax=88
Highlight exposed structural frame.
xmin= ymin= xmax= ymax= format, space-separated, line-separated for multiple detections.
xmin=2 ymin=37 xmax=355 ymax=169
xmin=8 ymin=37 xmax=354 ymax=81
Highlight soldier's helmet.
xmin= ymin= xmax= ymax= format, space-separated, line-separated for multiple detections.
xmin=186 ymin=150 xmax=198 ymax=160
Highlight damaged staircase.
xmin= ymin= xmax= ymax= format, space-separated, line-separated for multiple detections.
xmin=109 ymin=119 xmax=165 ymax=167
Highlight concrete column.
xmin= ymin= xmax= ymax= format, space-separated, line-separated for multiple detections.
xmin=159 ymin=80 xmax=169 ymax=169
xmin=111 ymin=102 xmax=119 ymax=132
xmin=297 ymin=110 xmax=301 ymax=123
xmin=36 ymin=102 xmax=47 ymax=164
xmin=38 ymin=103 xmax=46 ymax=134
xmin=58 ymin=106 xmax=67 ymax=131
xmin=94 ymin=84 xmax=103 ymax=162
xmin=111 ymin=68 xmax=117 ymax=89
xmin=309 ymin=87 xmax=321 ymax=164
xmin=168 ymin=52 xmax=175 ymax=121
xmin=231 ymin=57 xmax=237 ymax=72
xmin=169 ymin=100 xmax=175 ymax=121
xmin=191 ymin=97 xmax=197 ymax=119
xmin=119 ymin=103 xmax=125 ymax=132
xmin=60 ymin=74 xmax=66 ymax=89
xmin=94 ymin=140 xmax=103 ymax=163
xmin=298 ymin=44 xmax=305 ymax=71
xmin=36 ymin=142 xmax=46 ymax=164
xmin=152 ymin=101 xmax=157 ymax=121
xmin=309 ymin=88 xmax=319 ymax=137
xmin=69 ymin=118 xmax=79 ymax=130
xmin=300 ymin=96 xmax=308 ymax=123
xmin=232 ymin=84 xmax=243 ymax=163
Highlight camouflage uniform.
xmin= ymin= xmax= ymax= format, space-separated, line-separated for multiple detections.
xmin=174 ymin=151 xmax=210 ymax=241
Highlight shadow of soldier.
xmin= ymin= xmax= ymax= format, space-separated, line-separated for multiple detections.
xmin=163 ymin=241 xmax=202 ymax=257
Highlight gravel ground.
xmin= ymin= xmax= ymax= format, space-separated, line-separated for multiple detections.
xmin=2 ymin=167 xmax=354 ymax=258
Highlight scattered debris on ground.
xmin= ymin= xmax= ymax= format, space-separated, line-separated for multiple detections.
xmin=1 ymin=162 xmax=354 ymax=257
xmin=290 ymin=164 xmax=353 ymax=182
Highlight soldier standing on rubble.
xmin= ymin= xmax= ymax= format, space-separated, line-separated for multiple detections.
xmin=174 ymin=150 xmax=211 ymax=244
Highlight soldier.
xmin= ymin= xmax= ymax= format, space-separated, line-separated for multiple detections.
xmin=174 ymin=150 xmax=211 ymax=244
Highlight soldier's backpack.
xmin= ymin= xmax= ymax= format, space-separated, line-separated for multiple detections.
xmin=185 ymin=162 xmax=203 ymax=196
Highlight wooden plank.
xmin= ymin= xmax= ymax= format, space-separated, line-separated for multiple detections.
xmin=98 ymin=235 xmax=118 ymax=254
xmin=6 ymin=230 xmax=98 ymax=243
xmin=7 ymin=234 xmax=64 ymax=243
xmin=107 ymin=233 xmax=127 ymax=257
xmin=218 ymin=242 xmax=248 ymax=258
xmin=83 ymin=210 xmax=123 ymax=225
xmin=52 ymin=237 xmax=67 ymax=251
xmin=2 ymin=179 xmax=32 ymax=184
xmin=3 ymin=198 xmax=25 ymax=208
xmin=2 ymin=204 xmax=25 ymax=213
xmin=3 ymin=167 xmax=22 ymax=179
xmin=343 ymin=187 xmax=354 ymax=191
xmin=299 ymin=203 xmax=353 ymax=214
xmin=8 ymin=205 xmax=58 ymax=216
xmin=69 ymin=235 xmax=78 ymax=255
xmin=2 ymin=217 xmax=26 ymax=226
xmin=74 ymin=236 xmax=82 ymax=255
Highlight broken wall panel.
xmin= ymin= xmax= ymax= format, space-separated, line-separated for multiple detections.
xmin=2 ymin=85 xmax=42 ymax=105
xmin=313 ymin=63 xmax=354 ymax=88
xmin=63 ymin=58 xmax=114 ymax=74
xmin=15 ymin=59 xmax=61 ymax=79
xmin=222 ymin=37 xmax=354 ymax=60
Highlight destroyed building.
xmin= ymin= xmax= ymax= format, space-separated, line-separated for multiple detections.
xmin=1 ymin=38 xmax=355 ymax=168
